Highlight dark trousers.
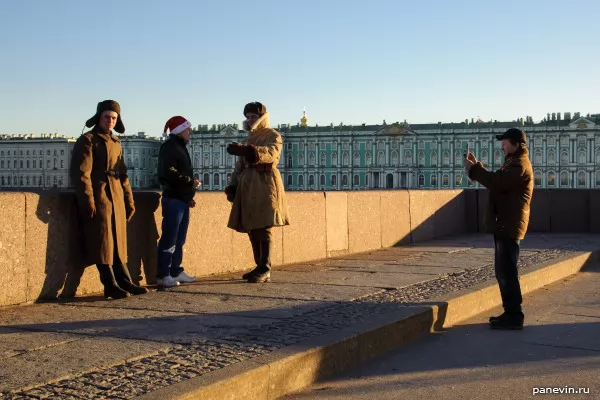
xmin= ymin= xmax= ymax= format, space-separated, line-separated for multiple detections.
xmin=248 ymin=227 xmax=272 ymax=271
xmin=157 ymin=197 xmax=190 ymax=279
xmin=494 ymin=235 xmax=523 ymax=316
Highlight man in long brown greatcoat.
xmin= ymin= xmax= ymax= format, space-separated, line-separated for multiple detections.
xmin=71 ymin=100 xmax=148 ymax=299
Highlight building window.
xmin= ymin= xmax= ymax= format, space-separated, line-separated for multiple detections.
xmin=455 ymin=174 xmax=462 ymax=186
xmin=534 ymin=151 xmax=542 ymax=165
xmin=548 ymin=137 xmax=556 ymax=146
xmin=365 ymin=151 xmax=371 ymax=166
xmin=53 ymin=176 xmax=57 ymax=186
xmin=287 ymin=175 xmax=292 ymax=187
xmin=353 ymin=174 xmax=359 ymax=186
xmin=578 ymin=151 xmax=586 ymax=164
xmin=20 ymin=160 xmax=23 ymax=168
xmin=442 ymin=174 xmax=449 ymax=186
xmin=299 ymin=175 xmax=304 ymax=186
xmin=26 ymin=176 xmax=30 ymax=186
xmin=418 ymin=151 xmax=425 ymax=167
xmin=377 ymin=151 xmax=385 ymax=166
xmin=342 ymin=174 xmax=348 ymax=186
xmin=342 ymin=152 xmax=349 ymax=166
xmin=534 ymin=171 xmax=542 ymax=186
xmin=442 ymin=151 xmax=450 ymax=166
xmin=548 ymin=151 xmax=556 ymax=164
xmin=578 ymin=171 xmax=586 ymax=187
xmin=0 ymin=161 xmax=3 ymax=168
xmin=481 ymin=150 xmax=488 ymax=165
xmin=321 ymin=152 xmax=327 ymax=166
xmin=391 ymin=151 xmax=398 ymax=165
xmin=560 ymin=171 xmax=569 ymax=186
xmin=14 ymin=176 xmax=17 ymax=185
xmin=60 ymin=160 xmax=64 ymax=169
xmin=494 ymin=150 xmax=502 ymax=165
xmin=431 ymin=151 xmax=437 ymax=167
xmin=309 ymin=174 xmax=315 ymax=186
xmin=298 ymin=153 xmax=305 ymax=166
xmin=386 ymin=173 xmax=393 ymax=189
xmin=560 ymin=151 xmax=569 ymax=164
xmin=405 ymin=150 xmax=412 ymax=165
xmin=431 ymin=174 xmax=437 ymax=186
xmin=320 ymin=174 xmax=325 ymax=186
xmin=286 ymin=155 xmax=293 ymax=168
xmin=1 ymin=176 xmax=4 ymax=186
xmin=331 ymin=152 xmax=337 ymax=166
xmin=596 ymin=148 xmax=600 ymax=164
xmin=454 ymin=151 xmax=462 ymax=166
xmin=61 ymin=150 xmax=64 ymax=156
xmin=596 ymin=171 xmax=600 ymax=186
xmin=331 ymin=174 xmax=337 ymax=187
xmin=418 ymin=174 xmax=424 ymax=187
xmin=214 ymin=173 xmax=220 ymax=186
xmin=203 ymin=173 xmax=210 ymax=186
xmin=353 ymin=152 xmax=360 ymax=166
xmin=308 ymin=153 xmax=315 ymax=166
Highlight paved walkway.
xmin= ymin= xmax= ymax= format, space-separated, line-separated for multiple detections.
xmin=285 ymin=253 xmax=600 ymax=400
xmin=0 ymin=233 xmax=599 ymax=399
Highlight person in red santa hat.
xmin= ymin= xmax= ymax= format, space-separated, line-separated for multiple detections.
xmin=156 ymin=116 xmax=201 ymax=288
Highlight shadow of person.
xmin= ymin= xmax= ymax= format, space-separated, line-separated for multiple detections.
xmin=126 ymin=191 xmax=161 ymax=286
xmin=35 ymin=191 xmax=91 ymax=302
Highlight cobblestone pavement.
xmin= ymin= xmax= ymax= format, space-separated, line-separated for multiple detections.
xmin=0 ymin=237 xmax=594 ymax=399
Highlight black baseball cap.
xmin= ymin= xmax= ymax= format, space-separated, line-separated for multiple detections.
xmin=496 ymin=128 xmax=526 ymax=144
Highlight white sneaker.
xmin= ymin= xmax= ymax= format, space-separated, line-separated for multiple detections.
xmin=157 ymin=276 xmax=180 ymax=287
xmin=174 ymin=271 xmax=197 ymax=283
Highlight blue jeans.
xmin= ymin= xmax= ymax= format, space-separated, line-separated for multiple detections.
xmin=157 ymin=197 xmax=190 ymax=279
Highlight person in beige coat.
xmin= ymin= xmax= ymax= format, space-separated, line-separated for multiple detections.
xmin=71 ymin=100 xmax=148 ymax=299
xmin=225 ymin=102 xmax=290 ymax=283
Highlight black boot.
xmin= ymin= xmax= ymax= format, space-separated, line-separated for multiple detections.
xmin=242 ymin=235 xmax=262 ymax=280
xmin=97 ymin=265 xmax=130 ymax=299
xmin=113 ymin=264 xmax=149 ymax=295
xmin=247 ymin=237 xmax=272 ymax=283
xmin=490 ymin=311 xmax=524 ymax=330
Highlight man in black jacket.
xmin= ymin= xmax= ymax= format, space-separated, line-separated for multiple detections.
xmin=156 ymin=116 xmax=201 ymax=287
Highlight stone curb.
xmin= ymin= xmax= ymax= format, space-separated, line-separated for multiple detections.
xmin=134 ymin=251 xmax=598 ymax=400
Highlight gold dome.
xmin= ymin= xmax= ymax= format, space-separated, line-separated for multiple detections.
xmin=300 ymin=109 xmax=309 ymax=127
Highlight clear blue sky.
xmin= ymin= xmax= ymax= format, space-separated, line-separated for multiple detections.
xmin=0 ymin=0 xmax=598 ymax=137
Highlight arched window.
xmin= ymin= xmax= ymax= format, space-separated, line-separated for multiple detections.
xmin=331 ymin=152 xmax=337 ymax=166
xmin=405 ymin=150 xmax=412 ymax=165
xmin=481 ymin=150 xmax=488 ymax=165
xmin=418 ymin=174 xmax=424 ymax=186
xmin=431 ymin=151 xmax=437 ymax=167
xmin=578 ymin=171 xmax=586 ymax=187
xmin=353 ymin=174 xmax=359 ymax=186
xmin=596 ymin=171 xmax=600 ymax=186
xmin=331 ymin=174 xmax=337 ymax=186
xmin=560 ymin=171 xmax=569 ymax=186
xmin=298 ymin=153 xmax=305 ymax=166
xmin=391 ymin=151 xmax=398 ymax=165
xmin=386 ymin=173 xmax=393 ymax=189
xmin=203 ymin=154 xmax=210 ymax=166
xmin=309 ymin=175 xmax=315 ymax=186
xmin=309 ymin=152 xmax=315 ymax=166
xmin=578 ymin=151 xmax=586 ymax=164
xmin=418 ymin=151 xmax=425 ymax=167
xmin=365 ymin=151 xmax=371 ymax=166
xmin=442 ymin=151 xmax=450 ymax=166
xmin=286 ymin=175 xmax=292 ymax=187
xmin=494 ymin=150 xmax=502 ymax=165
xmin=431 ymin=174 xmax=437 ymax=186
xmin=342 ymin=152 xmax=349 ymax=166
xmin=548 ymin=171 xmax=555 ymax=186
xmin=548 ymin=151 xmax=556 ymax=164
xmin=203 ymin=173 xmax=210 ymax=186
xmin=214 ymin=173 xmax=220 ymax=186
xmin=320 ymin=174 xmax=325 ymax=186
xmin=353 ymin=152 xmax=360 ymax=166
xmin=455 ymin=174 xmax=462 ymax=186
xmin=286 ymin=155 xmax=293 ymax=168
xmin=377 ymin=151 xmax=385 ymax=166
xmin=534 ymin=171 xmax=542 ymax=186
xmin=299 ymin=175 xmax=304 ymax=186
xmin=442 ymin=174 xmax=449 ymax=186
xmin=342 ymin=174 xmax=348 ymax=186
xmin=560 ymin=150 xmax=569 ymax=164
xmin=320 ymin=152 xmax=326 ymax=166
xmin=534 ymin=151 xmax=542 ymax=165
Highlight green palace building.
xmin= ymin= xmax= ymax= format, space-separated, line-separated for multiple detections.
xmin=190 ymin=111 xmax=600 ymax=191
